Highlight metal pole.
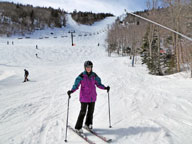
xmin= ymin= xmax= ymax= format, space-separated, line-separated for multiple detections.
xmin=71 ymin=33 xmax=74 ymax=46
xmin=64 ymin=96 xmax=70 ymax=142
xmin=107 ymin=92 xmax=112 ymax=128
xmin=68 ymin=30 xmax=75 ymax=46
xmin=132 ymin=55 xmax=135 ymax=67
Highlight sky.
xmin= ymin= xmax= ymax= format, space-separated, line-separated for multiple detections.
xmin=0 ymin=0 xmax=147 ymax=16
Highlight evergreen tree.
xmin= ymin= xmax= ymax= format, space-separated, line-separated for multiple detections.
xmin=30 ymin=9 xmax=34 ymax=26
xmin=163 ymin=49 xmax=176 ymax=75
xmin=141 ymin=28 xmax=167 ymax=75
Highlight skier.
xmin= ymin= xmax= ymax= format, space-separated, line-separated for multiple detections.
xmin=67 ymin=61 xmax=110 ymax=133
xmin=35 ymin=53 xmax=39 ymax=58
xmin=23 ymin=69 xmax=29 ymax=82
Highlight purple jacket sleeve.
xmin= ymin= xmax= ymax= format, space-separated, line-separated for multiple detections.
xmin=95 ymin=74 xmax=106 ymax=89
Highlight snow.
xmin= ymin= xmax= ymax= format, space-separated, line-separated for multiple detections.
xmin=0 ymin=14 xmax=192 ymax=144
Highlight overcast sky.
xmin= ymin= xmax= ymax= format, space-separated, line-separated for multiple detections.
xmin=0 ymin=0 xmax=147 ymax=16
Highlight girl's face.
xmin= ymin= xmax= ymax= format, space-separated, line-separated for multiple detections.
xmin=85 ymin=67 xmax=92 ymax=73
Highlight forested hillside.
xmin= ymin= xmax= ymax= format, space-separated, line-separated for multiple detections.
xmin=0 ymin=2 xmax=113 ymax=37
xmin=71 ymin=10 xmax=114 ymax=25
xmin=106 ymin=0 xmax=192 ymax=76
xmin=0 ymin=2 xmax=67 ymax=36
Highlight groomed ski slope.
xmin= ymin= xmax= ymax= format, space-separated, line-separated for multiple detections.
xmin=0 ymin=14 xmax=192 ymax=144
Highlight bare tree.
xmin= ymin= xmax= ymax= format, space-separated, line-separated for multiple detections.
xmin=146 ymin=0 xmax=159 ymax=58
xmin=126 ymin=23 xmax=146 ymax=66
xmin=161 ymin=0 xmax=188 ymax=72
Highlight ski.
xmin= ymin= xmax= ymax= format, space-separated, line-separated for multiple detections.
xmin=68 ymin=125 xmax=96 ymax=144
xmin=83 ymin=126 xmax=112 ymax=143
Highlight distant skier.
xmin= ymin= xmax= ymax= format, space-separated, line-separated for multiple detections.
xmin=35 ymin=53 xmax=39 ymax=58
xmin=23 ymin=69 xmax=29 ymax=82
xmin=67 ymin=61 xmax=110 ymax=133
xmin=36 ymin=45 xmax=38 ymax=49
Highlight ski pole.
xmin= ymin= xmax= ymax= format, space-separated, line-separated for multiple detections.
xmin=65 ymin=94 xmax=70 ymax=142
xmin=107 ymin=91 xmax=112 ymax=128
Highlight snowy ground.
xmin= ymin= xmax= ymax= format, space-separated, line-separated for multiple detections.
xmin=0 ymin=15 xmax=192 ymax=144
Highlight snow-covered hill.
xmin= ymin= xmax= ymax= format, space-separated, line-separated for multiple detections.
xmin=0 ymin=15 xmax=192 ymax=144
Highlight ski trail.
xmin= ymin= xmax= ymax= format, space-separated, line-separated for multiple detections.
xmin=1 ymin=15 xmax=192 ymax=144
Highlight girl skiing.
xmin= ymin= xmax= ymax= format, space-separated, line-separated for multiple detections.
xmin=67 ymin=60 xmax=110 ymax=133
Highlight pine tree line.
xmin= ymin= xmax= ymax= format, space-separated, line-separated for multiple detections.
xmin=71 ymin=10 xmax=114 ymax=25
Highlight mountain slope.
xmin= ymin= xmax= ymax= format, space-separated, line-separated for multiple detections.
xmin=0 ymin=15 xmax=192 ymax=144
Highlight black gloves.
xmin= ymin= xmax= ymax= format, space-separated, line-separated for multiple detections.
xmin=67 ymin=90 xmax=73 ymax=98
xmin=105 ymin=86 xmax=110 ymax=93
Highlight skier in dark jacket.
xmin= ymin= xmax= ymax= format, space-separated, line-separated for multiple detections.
xmin=24 ymin=69 xmax=29 ymax=82
xmin=67 ymin=61 xmax=110 ymax=133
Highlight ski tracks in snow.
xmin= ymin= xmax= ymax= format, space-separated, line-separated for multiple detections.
xmin=1 ymin=15 xmax=192 ymax=144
